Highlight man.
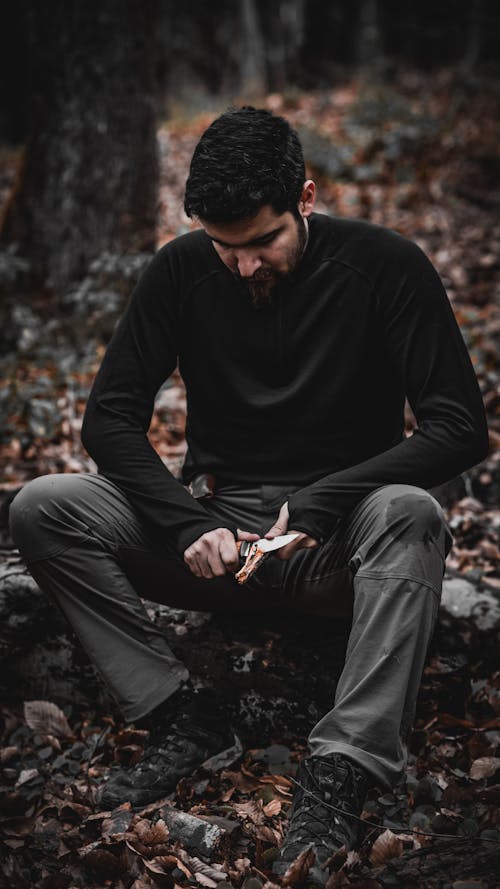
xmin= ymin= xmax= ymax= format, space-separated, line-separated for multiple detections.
xmin=10 ymin=107 xmax=488 ymax=884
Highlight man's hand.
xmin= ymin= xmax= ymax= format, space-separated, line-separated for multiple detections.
xmin=265 ymin=501 xmax=319 ymax=560
xmin=184 ymin=528 xmax=259 ymax=579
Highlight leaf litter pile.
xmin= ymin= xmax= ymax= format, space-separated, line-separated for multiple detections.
xmin=1 ymin=70 xmax=500 ymax=887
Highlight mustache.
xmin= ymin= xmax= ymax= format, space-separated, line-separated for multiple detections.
xmin=250 ymin=275 xmax=274 ymax=285
xmin=234 ymin=269 xmax=276 ymax=283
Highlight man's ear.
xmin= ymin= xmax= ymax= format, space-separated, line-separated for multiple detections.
xmin=298 ymin=180 xmax=316 ymax=218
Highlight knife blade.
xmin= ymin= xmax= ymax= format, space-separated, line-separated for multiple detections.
xmin=238 ymin=533 xmax=299 ymax=558
xmin=235 ymin=533 xmax=299 ymax=585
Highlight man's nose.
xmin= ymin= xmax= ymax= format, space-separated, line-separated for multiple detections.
xmin=235 ymin=251 xmax=262 ymax=278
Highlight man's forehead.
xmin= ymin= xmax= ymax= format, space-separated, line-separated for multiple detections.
xmin=200 ymin=205 xmax=291 ymax=247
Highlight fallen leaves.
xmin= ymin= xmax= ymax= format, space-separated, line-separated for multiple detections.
xmin=126 ymin=817 xmax=171 ymax=856
xmin=23 ymin=701 xmax=73 ymax=740
xmin=280 ymin=845 xmax=315 ymax=885
xmin=368 ymin=829 xmax=404 ymax=866
xmin=1 ymin=73 xmax=500 ymax=889
xmin=469 ymin=757 xmax=500 ymax=781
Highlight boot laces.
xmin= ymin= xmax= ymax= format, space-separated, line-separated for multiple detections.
xmin=138 ymin=720 xmax=221 ymax=768
xmin=282 ymin=756 xmax=366 ymax=856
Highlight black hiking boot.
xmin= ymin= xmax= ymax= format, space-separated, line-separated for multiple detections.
xmin=98 ymin=693 xmax=234 ymax=809
xmin=272 ymin=753 xmax=368 ymax=886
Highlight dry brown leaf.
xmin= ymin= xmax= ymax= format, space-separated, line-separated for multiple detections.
xmin=115 ymin=728 xmax=150 ymax=747
xmin=470 ymin=756 xmax=500 ymax=780
xmin=172 ymin=856 xmax=193 ymax=879
xmin=344 ymin=850 xmax=361 ymax=868
xmin=259 ymin=774 xmax=293 ymax=792
xmin=101 ymin=802 xmax=133 ymax=838
xmin=230 ymin=857 xmax=252 ymax=878
xmin=263 ymin=799 xmax=282 ymax=817
xmin=143 ymin=856 xmax=176 ymax=888
xmin=59 ymin=801 xmax=91 ymax=822
xmin=281 ymin=845 xmax=316 ymax=885
xmin=192 ymin=860 xmax=227 ymax=885
xmin=0 ymin=816 xmax=36 ymax=837
xmin=127 ymin=818 xmax=170 ymax=856
xmin=232 ymin=800 xmax=265 ymax=825
xmin=194 ymin=876 xmax=217 ymax=888
xmin=369 ymin=829 xmax=404 ymax=866
xmin=15 ymin=768 xmax=39 ymax=786
xmin=41 ymin=734 xmax=62 ymax=752
xmin=0 ymin=747 xmax=18 ymax=763
xmin=23 ymin=700 xmax=73 ymax=739
xmin=257 ymin=825 xmax=282 ymax=844
xmin=176 ymin=850 xmax=228 ymax=885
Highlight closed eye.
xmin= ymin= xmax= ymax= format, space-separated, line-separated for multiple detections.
xmin=209 ymin=226 xmax=283 ymax=250
xmin=255 ymin=232 xmax=278 ymax=245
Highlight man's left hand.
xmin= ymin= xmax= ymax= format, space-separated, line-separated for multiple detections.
xmin=265 ymin=501 xmax=318 ymax=560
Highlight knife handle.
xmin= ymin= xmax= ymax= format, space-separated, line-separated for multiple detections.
xmin=235 ymin=546 xmax=268 ymax=585
xmin=236 ymin=540 xmax=253 ymax=559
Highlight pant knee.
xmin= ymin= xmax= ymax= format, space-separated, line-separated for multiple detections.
xmin=383 ymin=485 xmax=452 ymax=558
xmin=9 ymin=474 xmax=91 ymax=562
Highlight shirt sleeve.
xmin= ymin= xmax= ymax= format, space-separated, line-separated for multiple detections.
xmin=287 ymin=245 xmax=489 ymax=542
xmin=81 ymin=249 xmax=238 ymax=555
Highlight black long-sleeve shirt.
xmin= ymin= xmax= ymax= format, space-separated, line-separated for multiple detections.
xmin=81 ymin=212 xmax=489 ymax=553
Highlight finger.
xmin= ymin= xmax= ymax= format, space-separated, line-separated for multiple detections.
xmin=265 ymin=502 xmax=289 ymax=538
xmin=184 ymin=552 xmax=203 ymax=578
xmin=196 ymin=539 xmax=225 ymax=578
xmin=219 ymin=536 xmax=240 ymax=572
xmin=186 ymin=541 xmax=216 ymax=579
xmin=206 ymin=549 xmax=226 ymax=577
xmin=236 ymin=529 xmax=260 ymax=541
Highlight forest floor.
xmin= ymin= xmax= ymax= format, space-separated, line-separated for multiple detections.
xmin=0 ymin=70 xmax=500 ymax=888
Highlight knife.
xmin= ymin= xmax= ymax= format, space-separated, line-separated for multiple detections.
xmin=235 ymin=533 xmax=299 ymax=585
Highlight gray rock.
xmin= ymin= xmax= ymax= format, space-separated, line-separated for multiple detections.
xmin=441 ymin=577 xmax=500 ymax=631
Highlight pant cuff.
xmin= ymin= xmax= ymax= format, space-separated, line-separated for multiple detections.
xmin=120 ymin=663 xmax=190 ymax=722
xmin=307 ymin=740 xmax=398 ymax=790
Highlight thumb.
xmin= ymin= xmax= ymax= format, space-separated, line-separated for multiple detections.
xmin=236 ymin=529 xmax=260 ymax=541
xmin=265 ymin=501 xmax=289 ymax=539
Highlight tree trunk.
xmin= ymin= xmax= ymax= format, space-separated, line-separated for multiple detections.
xmin=239 ymin=0 xmax=268 ymax=97
xmin=462 ymin=0 xmax=483 ymax=73
xmin=356 ymin=0 xmax=383 ymax=68
xmin=259 ymin=0 xmax=306 ymax=93
xmin=0 ymin=0 xmax=159 ymax=295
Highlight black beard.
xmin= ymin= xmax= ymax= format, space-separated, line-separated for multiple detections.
xmin=245 ymin=271 xmax=280 ymax=308
xmin=238 ymin=216 xmax=308 ymax=309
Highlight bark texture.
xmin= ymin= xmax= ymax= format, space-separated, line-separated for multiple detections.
xmin=373 ymin=836 xmax=500 ymax=887
xmin=1 ymin=0 xmax=159 ymax=293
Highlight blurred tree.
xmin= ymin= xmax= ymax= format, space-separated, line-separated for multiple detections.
xmin=240 ymin=0 xmax=267 ymax=95
xmin=356 ymin=0 xmax=383 ymax=67
xmin=0 ymin=0 xmax=159 ymax=295
xmin=259 ymin=0 xmax=306 ymax=92
xmin=462 ymin=0 xmax=483 ymax=72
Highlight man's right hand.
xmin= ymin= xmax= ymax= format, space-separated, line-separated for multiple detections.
xmin=184 ymin=528 xmax=259 ymax=579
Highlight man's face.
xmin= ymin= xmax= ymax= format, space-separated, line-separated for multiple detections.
xmin=200 ymin=203 xmax=310 ymax=306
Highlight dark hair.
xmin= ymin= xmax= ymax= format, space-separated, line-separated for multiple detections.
xmin=184 ymin=106 xmax=305 ymax=222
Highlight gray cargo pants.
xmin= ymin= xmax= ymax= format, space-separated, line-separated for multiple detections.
xmin=9 ymin=473 xmax=452 ymax=789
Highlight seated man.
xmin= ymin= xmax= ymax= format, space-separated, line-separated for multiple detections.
xmin=10 ymin=107 xmax=488 ymax=885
